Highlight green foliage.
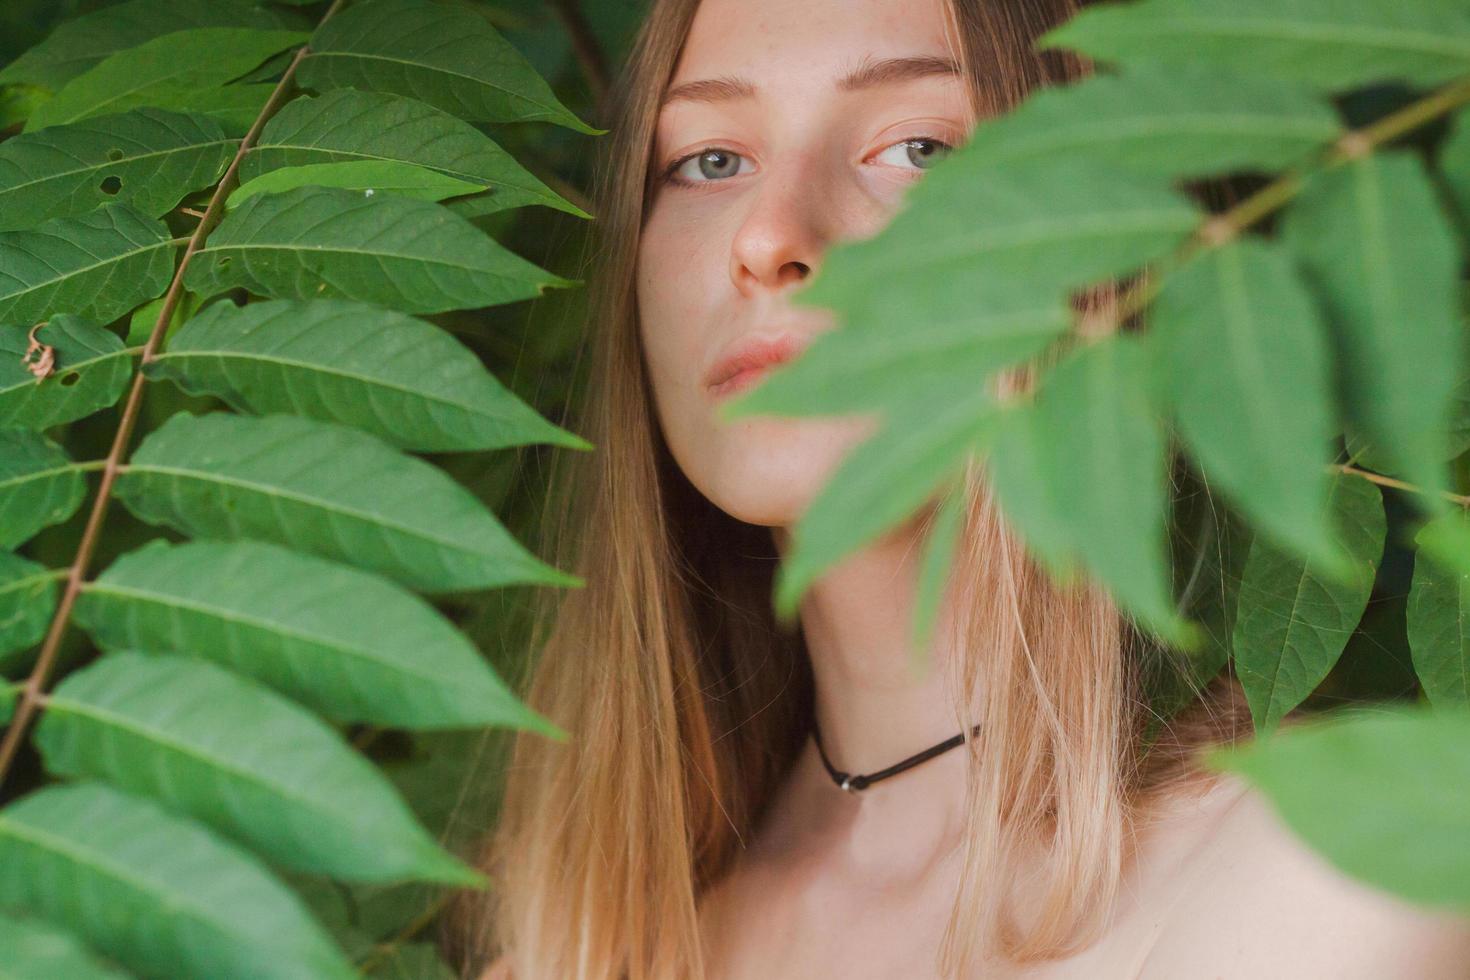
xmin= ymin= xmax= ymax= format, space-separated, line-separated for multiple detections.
xmin=0 ymin=2 xmax=597 ymax=974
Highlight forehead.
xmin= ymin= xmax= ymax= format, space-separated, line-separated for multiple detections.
xmin=668 ymin=0 xmax=958 ymax=88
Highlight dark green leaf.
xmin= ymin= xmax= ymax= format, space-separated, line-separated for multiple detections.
xmin=298 ymin=0 xmax=599 ymax=134
xmin=115 ymin=411 xmax=579 ymax=593
xmin=0 ymin=429 xmax=87 ymax=550
xmin=1232 ymin=471 xmax=1384 ymax=732
xmin=0 ymin=109 xmax=233 ymax=232
xmin=0 ymin=781 xmax=356 ymax=980
xmin=1407 ymin=509 xmax=1470 ymax=706
xmin=183 ymin=186 xmax=573 ymax=314
xmin=0 ymin=316 xmax=132 ymax=429
xmin=147 ymin=298 xmax=589 ymax=452
xmin=0 ymin=550 xmax=57 ymax=665
xmin=76 ymin=538 xmax=563 ymax=735
xmin=0 ymin=204 xmax=176 ymax=325
xmin=243 ymin=89 xmax=587 ymax=218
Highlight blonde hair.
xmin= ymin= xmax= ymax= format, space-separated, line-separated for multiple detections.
xmin=449 ymin=1 xmax=1252 ymax=976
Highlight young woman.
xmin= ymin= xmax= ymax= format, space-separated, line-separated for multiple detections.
xmin=459 ymin=0 xmax=1470 ymax=976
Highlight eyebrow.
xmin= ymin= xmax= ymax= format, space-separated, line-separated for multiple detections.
xmin=660 ymin=54 xmax=962 ymax=108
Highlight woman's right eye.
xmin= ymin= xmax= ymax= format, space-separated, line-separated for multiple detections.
xmin=664 ymin=148 xmax=751 ymax=186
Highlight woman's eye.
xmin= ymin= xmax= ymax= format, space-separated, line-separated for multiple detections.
xmin=873 ymin=137 xmax=954 ymax=172
xmin=666 ymin=148 xmax=750 ymax=185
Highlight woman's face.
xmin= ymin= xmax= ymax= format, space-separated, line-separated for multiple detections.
xmin=637 ymin=0 xmax=976 ymax=528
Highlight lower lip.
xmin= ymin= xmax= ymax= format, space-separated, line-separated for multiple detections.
xmin=709 ymin=365 xmax=774 ymax=401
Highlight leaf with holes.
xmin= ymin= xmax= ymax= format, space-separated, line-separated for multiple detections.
xmin=242 ymin=89 xmax=588 ymax=218
xmin=35 ymin=651 xmax=485 ymax=885
xmin=0 ymin=204 xmax=176 ymax=325
xmin=114 ymin=412 xmax=579 ymax=593
xmin=75 ymin=538 xmax=564 ymax=735
xmin=0 ymin=316 xmax=132 ymax=429
xmin=183 ymin=186 xmax=573 ymax=314
xmin=297 ymin=0 xmax=599 ymax=134
xmin=25 ymin=28 xmax=307 ymax=132
xmin=0 ymin=551 xmax=57 ymax=666
xmin=0 ymin=109 xmax=234 ymax=233
xmin=0 ymin=430 xmax=88 ymax=550
xmin=0 ymin=781 xmax=356 ymax=980
xmin=146 ymin=298 xmax=589 ymax=452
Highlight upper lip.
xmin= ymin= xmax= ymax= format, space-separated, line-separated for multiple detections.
xmin=703 ymin=332 xmax=811 ymax=390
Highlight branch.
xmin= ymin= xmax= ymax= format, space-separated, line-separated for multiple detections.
xmin=0 ymin=0 xmax=349 ymax=789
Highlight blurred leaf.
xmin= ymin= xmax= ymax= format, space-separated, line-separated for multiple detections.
xmin=909 ymin=481 xmax=968 ymax=668
xmin=0 ymin=911 xmax=130 ymax=980
xmin=1407 ymin=509 xmax=1470 ymax=706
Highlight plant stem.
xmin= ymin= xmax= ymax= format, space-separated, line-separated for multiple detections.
xmin=1337 ymin=463 xmax=1470 ymax=508
xmin=0 ymin=0 xmax=348 ymax=790
xmin=354 ymin=892 xmax=454 ymax=973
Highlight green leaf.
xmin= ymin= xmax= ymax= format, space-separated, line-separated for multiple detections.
xmin=0 ymin=681 xmax=17 ymax=724
xmin=791 ymin=157 xmax=1198 ymax=329
xmin=75 ymin=538 xmax=563 ymax=735
xmin=25 ymin=28 xmax=306 ymax=133
xmin=1212 ymin=706 xmax=1470 ymax=909
xmin=298 ymin=0 xmax=600 ymax=135
xmin=909 ymin=481 xmax=968 ymax=671
xmin=36 ymin=650 xmax=485 ymax=886
xmin=1150 ymin=239 xmax=1347 ymax=577
xmin=183 ymin=186 xmax=573 ymax=314
xmin=243 ymin=90 xmax=588 ymax=218
xmin=114 ymin=411 xmax=578 ymax=593
xmin=146 ymin=298 xmax=589 ymax=452
xmin=147 ymin=83 xmax=277 ymax=139
xmin=0 ymin=912 xmax=131 ymax=980
xmin=228 ymin=160 xmax=486 ymax=208
xmin=0 ymin=550 xmax=58 ymax=665
xmin=986 ymin=334 xmax=1199 ymax=647
xmin=1041 ymin=0 xmax=1470 ymax=94
xmin=1232 ymin=471 xmax=1384 ymax=732
xmin=0 ymin=0 xmax=292 ymax=92
xmin=0 ymin=316 xmax=132 ymax=429
xmin=774 ymin=392 xmax=997 ymax=621
xmin=0 ymin=85 xmax=50 ymax=132
xmin=0 ymin=108 xmax=234 ymax=232
xmin=0 ymin=204 xmax=176 ymax=325
xmin=1281 ymin=151 xmax=1465 ymax=520
xmin=0 ymin=781 xmax=356 ymax=980
xmin=1407 ymin=509 xmax=1470 ymax=706
xmin=0 ymin=429 xmax=87 ymax=550
xmin=957 ymin=63 xmax=1342 ymax=178
xmin=1444 ymin=112 xmax=1470 ymax=225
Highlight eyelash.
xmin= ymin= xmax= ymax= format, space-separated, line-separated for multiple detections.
xmin=658 ymin=134 xmax=953 ymax=189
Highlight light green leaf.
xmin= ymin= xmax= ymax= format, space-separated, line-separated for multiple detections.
xmin=243 ymin=90 xmax=588 ymax=218
xmin=36 ymin=650 xmax=485 ymax=886
xmin=25 ymin=28 xmax=307 ymax=132
xmin=0 ymin=551 xmax=58 ymax=665
xmin=1444 ymin=112 xmax=1470 ymax=224
xmin=1212 ymin=706 xmax=1470 ymax=909
xmin=228 ymin=160 xmax=486 ymax=207
xmin=1041 ymin=0 xmax=1470 ymax=94
xmin=0 ymin=0 xmax=292 ymax=92
xmin=115 ymin=411 xmax=578 ymax=593
xmin=987 ymin=333 xmax=1199 ymax=647
xmin=0 ymin=316 xmax=132 ymax=429
xmin=1151 ymin=239 xmax=1346 ymax=577
xmin=126 ymin=291 xmax=201 ymax=348
xmin=792 ymin=157 xmax=1198 ymax=330
xmin=146 ymin=298 xmax=589 ymax=452
xmin=1232 ymin=471 xmax=1384 ymax=732
xmin=0 ymin=912 xmax=131 ymax=980
xmin=0 ymin=108 xmax=233 ymax=232
xmin=1407 ymin=509 xmax=1470 ymax=706
xmin=75 ymin=538 xmax=564 ymax=736
xmin=148 ymin=83 xmax=277 ymax=139
xmin=0 ymin=429 xmax=88 ymax=550
xmin=183 ymin=186 xmax=573 ymax=314
xmin=0 ymin=781 xmax=356 ymax=980
xmin=775 ymin=391 xmax=997 ymax=620
xmin=909 ymin=481 xmax=969 ymax=673
xmin=0 ymin=85 xmax=50 ymax=132
xmin=298 ymin=0 xmax=600 ymax=134
xmin=958 ymin=63 xmax=1341 ymax=178
xmin=0 ymin=204 xmax=176 ymax=325
xmin=1281 ymin=151 xmax=1464 ymax=521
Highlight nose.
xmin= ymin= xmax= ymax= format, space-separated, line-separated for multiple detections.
xmin=728 ymin=158 xmax=830 ymax=296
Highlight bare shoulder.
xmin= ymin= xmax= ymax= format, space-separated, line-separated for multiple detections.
xmin=1141 ymin=774 xmax=1470 ymax=979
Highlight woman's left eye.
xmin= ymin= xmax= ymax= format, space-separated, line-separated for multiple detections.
xmin=872 ymin=136 xmax=954 ymax=172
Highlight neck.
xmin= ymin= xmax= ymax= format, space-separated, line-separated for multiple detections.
xmin=769 ymin=501 xmax=977 ymax=877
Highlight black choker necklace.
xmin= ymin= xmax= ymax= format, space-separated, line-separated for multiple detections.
xmin=812 ymin=722 xmax=983 ymax=792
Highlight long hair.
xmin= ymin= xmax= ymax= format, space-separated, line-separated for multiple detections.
xmin=451 ymin=1 xmax=1253 ymax=976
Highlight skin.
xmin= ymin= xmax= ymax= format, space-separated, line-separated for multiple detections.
xmin=488 ymin=0 xmax=1470 ymax=975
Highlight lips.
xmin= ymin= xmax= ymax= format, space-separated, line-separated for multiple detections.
xmin=704 ymin=333 xmax=809 ymax=400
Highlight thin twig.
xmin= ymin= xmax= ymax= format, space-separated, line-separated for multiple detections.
xmin=546 ymin=0 xmax=610 ymax=111
xmin=1337 ymin=463 xmax=1470 ymax=508
xmin=0 ymin=0 xmax=349 ymax=789
xmin=353 ymin=891 xmax=455 ymax=973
